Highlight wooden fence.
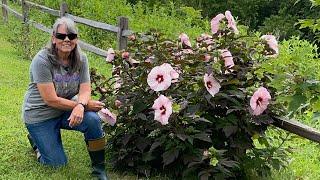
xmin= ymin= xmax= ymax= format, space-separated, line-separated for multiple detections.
xmin=1 ymin=0 xmax=133 ymax=58
xmin=2 ymin=0 xmax=320 ymax=144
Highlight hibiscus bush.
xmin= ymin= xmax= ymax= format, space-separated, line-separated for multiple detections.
xmin=91 ymin=11 xmax=289 ymax=178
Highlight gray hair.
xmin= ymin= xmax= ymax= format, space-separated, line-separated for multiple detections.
xmin=46 ymin=17 xmax=81 ymax=73
xmin=52 ymin=17 xmax=78 ymax=34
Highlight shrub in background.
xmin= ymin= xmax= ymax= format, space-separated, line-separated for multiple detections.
xmin=91 ymin=11 xmax=290 ymax=178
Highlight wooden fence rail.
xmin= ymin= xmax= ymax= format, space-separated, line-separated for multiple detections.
xmin=2 ymin=0 xmax=320 ymax=144
xmin=0 ymin=0 xmax=133 ymax=58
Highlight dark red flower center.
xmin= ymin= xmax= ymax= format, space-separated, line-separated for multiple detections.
xmin=206 ymin=81 xmax=212 ymax=89
xmin=256 ymin=97 xmax=263 ymax=106
xmin=156 ymin=75 xmax=164 ymax=83
xmin=160 ymin=105 xmax=166 ymax=115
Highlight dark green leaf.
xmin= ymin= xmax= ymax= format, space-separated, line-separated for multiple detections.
xmin=162 ymin=149 xmax=180 ymax=166
xmin=150 ymin=141 xmax=162 ymax=151
xmin=223 ymin=126 xmax=238 ymax=137
xmin=288 ymin=93 xmax=307 ymax=112
xmin=194 ymin=133 xmax=212 ymax=143
xmin=132 ymin=100 xmax=149 ymax=114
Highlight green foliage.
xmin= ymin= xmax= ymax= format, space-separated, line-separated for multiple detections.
xmin=258 ymin=37 xmax=320 ymax=118
xmin=297 ymin=0 xmax=320 ymax=43
xmin=91 ymin=17 xmax=289 ymax=178
xmin=259 ymin=15 xmax=302 ymax=40
xmin=243 ymin=128 xmax=292 ymax=178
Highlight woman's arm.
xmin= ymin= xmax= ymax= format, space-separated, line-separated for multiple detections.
xmin=37 ymin=82 xmax=77 ymax=110
xmin=37 ymin=82 xmax=86 ymax=127
xmin=77 ymin=82 xmax=91 ymax=106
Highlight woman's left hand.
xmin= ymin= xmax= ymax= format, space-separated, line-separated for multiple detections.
xmin=87 ymin=100 xmax=105 ymax=112
xmin=68 ymin=104 xmax=85 ymax=127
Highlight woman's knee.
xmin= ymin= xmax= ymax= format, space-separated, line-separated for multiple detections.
xmin=82 ymin=112 xmax=104 ymax=139
xmin=83 ymin=112 xmax=101 ymax=128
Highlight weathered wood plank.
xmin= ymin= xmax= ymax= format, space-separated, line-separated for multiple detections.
xmin=1 ymin=3 xmax=23 ymax=20
xmin=78 ymin=40 xmax=107 ymax=58
xmin=122 ymin=29 xmax=133 ymax=37
xmin=65 ymin=14 xmax=119 ymax=33
xmin=21 ymin=0 xmax=30 ymax=59
xmin=2 ymin=0 xmax=8 ymax=22
xmin=117 ymin=16 xmax=128 ymax=50
xmin=29 ymin=19 xmax=52 ymax=33
xmin=25 ymin=0 xmax=59 ymax=17
xmin=272 ymin=115 xmax=320 ymax=143
xmin=59 ymin=2 xmax=67 ymax=17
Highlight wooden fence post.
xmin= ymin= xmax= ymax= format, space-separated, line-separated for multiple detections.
xmin=2 ymin=0 xmax=8 ymax=23
xmin=60 ymin=2 xmax=68 ymax=17
xmin=117 ymin=16 xmax=128 ymax=50
xmin=21 ymin=0 xmax=30 ymax=59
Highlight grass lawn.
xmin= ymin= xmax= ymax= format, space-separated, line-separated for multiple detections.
xmin=1 ymin=22 xmax=320 ymax=179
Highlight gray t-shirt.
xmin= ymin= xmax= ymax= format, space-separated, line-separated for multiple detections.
xmin=22 ymin=49 xmax=90 ymax=124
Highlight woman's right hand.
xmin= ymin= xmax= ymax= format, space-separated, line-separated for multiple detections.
xmin=68 ymin=104 xmax=85 ymax=127
xmin=87 ymin=100 xmax=105 ymax=112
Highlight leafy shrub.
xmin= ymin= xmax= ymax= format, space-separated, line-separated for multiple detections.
xmin=91 ymin=12 xmax=290 ymax=178
xmin=257 ymin=37 xmax=320 ymax=119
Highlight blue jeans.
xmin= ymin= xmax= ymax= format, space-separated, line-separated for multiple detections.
xmin=25 ymin=111 xmax=104 ymax=167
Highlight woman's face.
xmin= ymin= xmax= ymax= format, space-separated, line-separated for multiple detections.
xmin=52 ymin=23 xmax=77 ymax=55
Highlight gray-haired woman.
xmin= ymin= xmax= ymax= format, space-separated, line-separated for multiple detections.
xmin=22 ymin=17 xmax=108 ymax=180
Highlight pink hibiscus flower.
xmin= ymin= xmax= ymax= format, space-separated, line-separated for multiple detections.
xmin=160 ymin=63 xmax=179 ymax=80
xmin=203 ymin=73 xmax=221 ymax=97
xmin=250 ymin=87 xmax=272 ymax=116
xmin=211 ymin=13 xmax=225 ymax=34
xmin=220 ymin=49 xmax=235 ymax=68
xmin=179 ymin=33 xmax=192 ymax=47
xmin=225 ymin=10 xmax=239 ymax=34
xmin=152 ymin=95 xmax=173 ymax=125
xmin=106 ymin=48 xmax=115 ymax=62
xmin=147 ymin=66 xmax=172 ymax=91
xmin=98 ymin=108 xmax=117 ymax=126
xmin=261 ymin=35 xmax=279 ymax=56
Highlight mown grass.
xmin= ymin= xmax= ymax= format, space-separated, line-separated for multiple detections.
xmin=1 ymin=20 xmax=320 ymax=179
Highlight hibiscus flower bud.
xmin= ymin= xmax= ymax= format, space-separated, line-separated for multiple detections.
xmin=261 ymin=35 xmax=279 ymax=57
xmin=204 ymin=54 xmax=211 ymax=62
xmin=211 ymin=13 xmax=225 ymax=34
xmin=122 ymin=51 xmax=129 ymax=59
xmin=128 ymin=34 xmax=136 ymax=41
xmin=98 ymin=108 xmax=117 ymax=126
xmin=179 ymin=33 xmax=192 ymax=48
xmin=225 ymin=10 xmax=239 ymax=34
xmin=115 ymin=100 xmax=122 ymax=108
xmin=106 ymin=48 xmax=115 ymax=62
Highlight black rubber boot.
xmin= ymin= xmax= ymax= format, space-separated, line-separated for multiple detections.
xmin=87 ymin=136 xmax=108 ymax=180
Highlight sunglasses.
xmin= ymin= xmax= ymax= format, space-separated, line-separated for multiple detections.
xmin=54 ymin=33 xmax=78 ymax=40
